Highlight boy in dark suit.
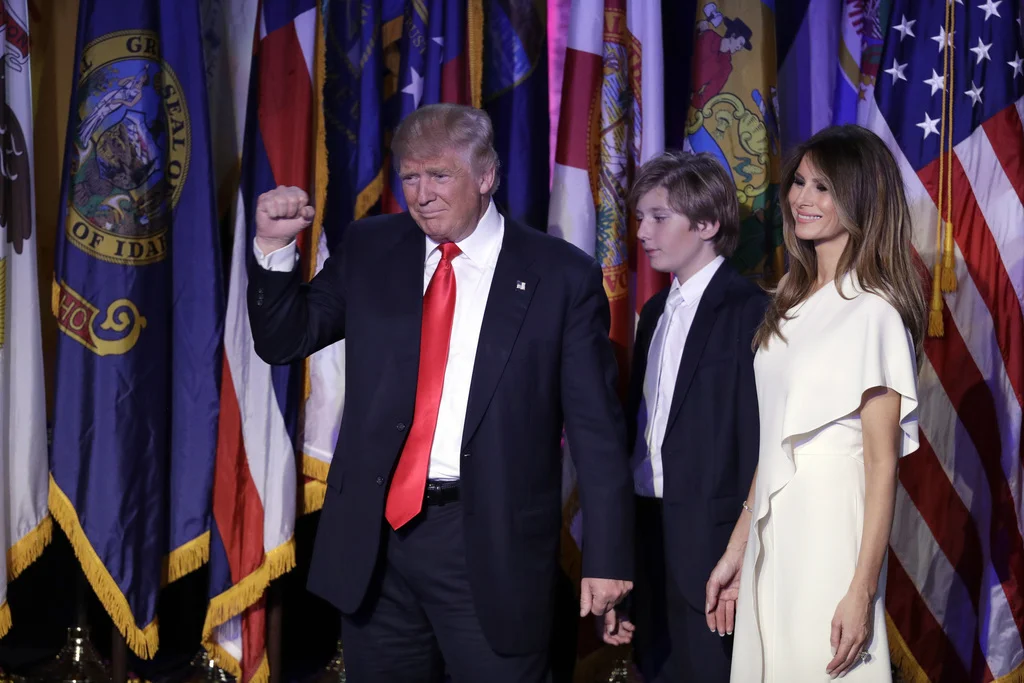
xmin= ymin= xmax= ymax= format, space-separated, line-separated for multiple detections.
xmin=607 ymin=152 xmax=767 ymax=682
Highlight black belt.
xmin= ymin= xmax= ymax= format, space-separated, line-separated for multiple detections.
xmin=424 ymin=479 xmax=460 ymax=506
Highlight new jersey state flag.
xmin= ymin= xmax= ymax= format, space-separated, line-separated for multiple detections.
xmin=49 ymin=0 xmax=224 ymax=658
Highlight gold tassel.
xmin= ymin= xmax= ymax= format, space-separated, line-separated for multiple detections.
xmin=928 ymin=267 xmax=944 ymax=338
xmin=940 ymin=220 xmax=957 ymax=292
xmin=928 ymin=0 xmax=956 ymax=334
xmin=468 ymin=0 xmax=484 ymax=109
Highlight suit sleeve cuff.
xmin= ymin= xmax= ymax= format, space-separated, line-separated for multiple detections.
xmin=253 ymin=239 xmax=298 ymax=272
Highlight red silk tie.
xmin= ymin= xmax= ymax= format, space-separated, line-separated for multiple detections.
xmin=385 ymin=241 xmax=461 ymax=529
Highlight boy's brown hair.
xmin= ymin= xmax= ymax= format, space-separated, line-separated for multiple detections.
xmin=629 ymin=151 xmax=740 ymax=257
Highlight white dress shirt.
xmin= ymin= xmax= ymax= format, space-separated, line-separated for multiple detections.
xmin=631 ymin=255 xmax=725 ymax=497
xmin=253 ymin=201 xmax=504 ymax=481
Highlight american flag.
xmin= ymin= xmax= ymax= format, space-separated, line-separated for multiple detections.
xmin=862 ymin=0 xmax=1024 ymax=679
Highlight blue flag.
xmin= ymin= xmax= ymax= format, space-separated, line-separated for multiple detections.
xmin=323 ymin=0 xmax=400 ymax=226
xmin=50 ymin=0 xmax=224 ymax=658
xmin=483 ymin=0 xmax=548 ymax=229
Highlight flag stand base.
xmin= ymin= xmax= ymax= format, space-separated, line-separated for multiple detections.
xmin=34 ymin=626 xmax=110 ymax=683
xmin=306 ymin=639 xmax=346 ymax=683
xmin=183 ymin=649 xmax=235 ymax=683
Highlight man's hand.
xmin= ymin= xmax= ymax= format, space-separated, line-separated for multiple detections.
xmin=255 ymin=185 xmax=315 ymax=255
xmin=580 ymin=577 xmax=632 ymax=617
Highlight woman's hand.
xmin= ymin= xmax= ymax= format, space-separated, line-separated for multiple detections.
xmin=705 ymin=544 xmax=745 ymax=636
xmin=826 ymin=585 xmax=873 ymax=678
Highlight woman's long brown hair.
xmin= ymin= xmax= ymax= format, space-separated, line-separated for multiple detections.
xmin=753 ymin=125 xmax=927 ymax=357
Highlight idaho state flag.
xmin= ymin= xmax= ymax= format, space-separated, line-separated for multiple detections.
xmin=49 ymin=0 xmax=224 ymax=658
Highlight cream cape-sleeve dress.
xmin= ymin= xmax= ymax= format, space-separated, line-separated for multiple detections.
xmin=730 ymin=273 xmax=919 ymax=683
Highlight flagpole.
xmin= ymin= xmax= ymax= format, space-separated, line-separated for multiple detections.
xmin=268 ymin=581 xmax=284 ymax=683
xmin=75 ymin=569 xmax=89 ymax=628
xmin=111 ymin=625 xmax=128 ymax=683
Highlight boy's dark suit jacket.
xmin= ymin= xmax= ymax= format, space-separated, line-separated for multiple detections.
xmin=626 ymin=261 xmax=768 ymax=610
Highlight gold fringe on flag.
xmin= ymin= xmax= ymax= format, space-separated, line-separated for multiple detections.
xmin=163 ymin=531 xmax=210 ymax=586
xmin=303 ymin=453 xmax=330 ymax=482
xmin=302 ymin=479 xmax=327 ymax=516
xmin=301 ymin=455 xmax=330 ymax=513
xmin=467 ymin=0 xmax=484 ymax=109
xmin=250 ymin=653 xmax=270 ymax=683
xmin=354 ymin=168 xmax=384 ymax=222
xmin=886 ymin=611 xmax=931 ymax=683
xmin=207 ymin=644 xmax=269 ymax=683
xmin=0 ymin=602 xmax=11 ymax=640
xmin=206 ymin=641 xmax=243 ymax=680
xmin=886 ymin=610 xmax=1024 ymax=683
xmin=202 ymin=539 xmax=296 ymax=634
xmin=8 ymin=515 xmax=53 ymax=580
xmin=201 ymin=539 xmax=297 ymax=680
xmin=49 ymin=476 xmax=160 ymax=659
xmin=992 ymin=661 xmax=1024 ymax=682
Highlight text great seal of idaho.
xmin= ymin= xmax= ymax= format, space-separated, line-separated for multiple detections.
xmin=67 ymin=30 xmax=191 ymax=266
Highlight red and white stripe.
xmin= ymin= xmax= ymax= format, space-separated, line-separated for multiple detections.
xmin=863 ymin=96 xmax=1024 ymax=681
xmin=549 ymin=0 xmax=604 ymax=547
xmin=548 ymin=0 xmax=602 ymax=258
xmin=626 ymin=0 xmax=668 ymax=321
xmin=205 ymin=3 xmax=315 ymax=680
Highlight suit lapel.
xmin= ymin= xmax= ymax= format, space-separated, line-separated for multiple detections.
xmin=461 ymin=219 xmax=538 ymax=449
xmin=663 ymin=264 xmax=731 ymax=435
xmin=627 ymin=292 xmax=666 ymax=443
xmin=384 ymin=216 xmax=429 ymax=370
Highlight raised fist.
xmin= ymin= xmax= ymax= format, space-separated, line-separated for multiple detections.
xmin=255 ymin=185 xmax=314 ymax=254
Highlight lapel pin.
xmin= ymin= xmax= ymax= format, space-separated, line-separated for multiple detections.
xmin=516 ymin=280 xmax=526 ymax=291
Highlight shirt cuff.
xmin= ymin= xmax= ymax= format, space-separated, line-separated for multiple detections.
xmin=253 ymin=238 xmax=298 ymax=272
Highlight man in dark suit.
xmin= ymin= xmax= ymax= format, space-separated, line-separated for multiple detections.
xmin=247 ymin=103 xmax=633 ymax=682
xmin=606 ymin=152 xmax=767 ymax=682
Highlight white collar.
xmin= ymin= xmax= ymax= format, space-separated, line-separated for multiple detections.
xmin=670 ymin=255 xmax=725 ymax=305
xmin=425 ymin=199 xmax=503 ymax=265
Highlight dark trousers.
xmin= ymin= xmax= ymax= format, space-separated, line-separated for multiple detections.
xmin=632 ymin=496 xmax=733 ymax=683
xmin=341 ymin=500 xmax=551 ymax=683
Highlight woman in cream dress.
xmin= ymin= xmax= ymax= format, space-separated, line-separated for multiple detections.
xmin=704 ymin=125 xmax=926 ymax=682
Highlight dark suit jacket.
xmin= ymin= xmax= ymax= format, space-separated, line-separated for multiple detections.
xmin=626 ymin=261 xmax=767 ymax=610
xmin=248 ymin=211 xmax=633 ymax=655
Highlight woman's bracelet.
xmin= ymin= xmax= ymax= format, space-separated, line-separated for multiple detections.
xmin=741 ymin=500 xmax=753 ymax=513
